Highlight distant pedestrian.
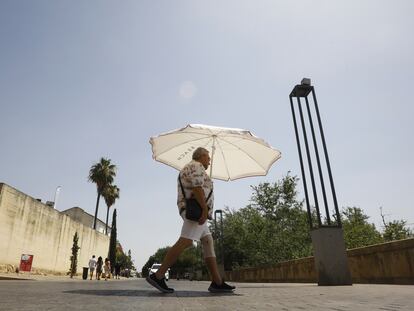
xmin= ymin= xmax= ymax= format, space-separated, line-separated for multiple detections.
xmin=96 ymin=256 xmax=103 ymax=280
xmin=115 ymin=262 xmax=121 ymax=279
xmin=104 ymin=258 xmax=111 ymax=281
xmin=88 ymin=255 xmax=97 ymax=280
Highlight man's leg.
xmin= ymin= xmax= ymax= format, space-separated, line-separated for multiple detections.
xmin=201 ymin=235 xmax=222 ymax=285
xmin=205 ymin=257 xmax=222 ymax=284
xmin=147 ymin=237 xmax=192 ymax=293
xmin=201 ymin=235 xmax=236 ymax=292
xmin=155 ymin=237 xmax=193 ymax=279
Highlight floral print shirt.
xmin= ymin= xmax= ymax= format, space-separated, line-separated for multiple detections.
xmin=177 ymin=160 xmax=214 ymax=218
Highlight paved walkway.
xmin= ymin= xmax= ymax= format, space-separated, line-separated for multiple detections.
xmin=0 ymin=277 xmax=412 ymax=310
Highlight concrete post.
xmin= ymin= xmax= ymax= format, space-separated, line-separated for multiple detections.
xmin=311 ymin=227 xmax=352 ymax=285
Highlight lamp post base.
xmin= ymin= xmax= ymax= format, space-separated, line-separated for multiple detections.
xmin=311 ymin=227 xmax=353 ymax=285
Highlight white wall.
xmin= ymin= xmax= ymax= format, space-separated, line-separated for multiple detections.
xmin=0 ymin=183 xmax=110 ymax=272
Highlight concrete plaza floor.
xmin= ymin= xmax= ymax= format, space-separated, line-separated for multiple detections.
xmin=0 ymin=277 xmax=412 ymax=310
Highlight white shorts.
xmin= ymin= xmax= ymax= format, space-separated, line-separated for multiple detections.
xmin=180 ymin=211 xmax=211 ymax=241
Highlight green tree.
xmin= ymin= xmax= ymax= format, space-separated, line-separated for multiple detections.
xmin=69 ymin=232 xmax=80 ymax=278
xmin=113 ymin=242 xmax=133 ymax=270
xmin=116 ymin=249 xmax=135 ymax=270
xmin=216 ymin=173 xmax=312 ymax=270
xmin=127 ymin=249 xmax=135 ymax=270
xmin=249 ymin=172 xmax=300 ymax=216
xmin=88 ymin=157 xmax=117 ymax=230
xmin=341 ymin=207 xmax=383 ymax=249
xmin=380 ymin=207 xmax=413 ymax=242
xmin=102 ymin=184 xmax=120 ymax=235
xmin=108 ymin=208 xmax=117 ymax=272
xmin=382 ymin=220 xmax=412 ymax=242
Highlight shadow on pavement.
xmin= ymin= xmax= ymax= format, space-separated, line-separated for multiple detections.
xmin=64 ymin=289 xmax=242 ymax=298
xmin=237 ymin=284 xmax=316 ymax=289
xmin=0 ymin=277 xmax=33 ymax=281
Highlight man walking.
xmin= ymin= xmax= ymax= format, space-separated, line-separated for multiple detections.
xmin=88 ymin=255 xmax=97 ymax=280
xmin=146 ymin=147 xmax=235 ymax=293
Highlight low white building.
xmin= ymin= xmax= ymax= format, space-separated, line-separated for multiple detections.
xmin=61 ymin=207 xmax=111 ymax=235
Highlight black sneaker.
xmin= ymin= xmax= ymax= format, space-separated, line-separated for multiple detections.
xmin=208 ymin=281 xmax=235 ymax=293
xmin=146 ymin=273 xmax=174 ymax=293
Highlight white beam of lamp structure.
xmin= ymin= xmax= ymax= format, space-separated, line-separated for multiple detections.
xmin=53 ymin=186 xmax=62 ymax=209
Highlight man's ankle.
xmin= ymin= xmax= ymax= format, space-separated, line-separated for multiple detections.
xmin=154 ymin=272 xmax=162 ymax=280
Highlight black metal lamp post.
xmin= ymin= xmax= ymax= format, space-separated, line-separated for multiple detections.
xmin=289 ymin=79 xmax=352 ymax=285
xmin=289 ymin=78 xmax=341 ymax=228
xmin=214 ymin=209 xmax=225 ymax=270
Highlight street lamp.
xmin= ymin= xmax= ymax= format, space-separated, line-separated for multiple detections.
xmin=214 ymin=210 xmax=224 ymax=272
xmin=53 ymin=186 xmax=62 ymax=209
xmin=289 ymin=79 xmax=352 ymax=286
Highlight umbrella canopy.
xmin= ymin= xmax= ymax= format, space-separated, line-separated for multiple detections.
xmin=150 ymin=124 xmax=281 ymax=181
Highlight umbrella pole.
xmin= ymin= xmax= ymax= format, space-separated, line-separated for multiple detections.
xmin=209 ymin=136 xmax=217 ymax=178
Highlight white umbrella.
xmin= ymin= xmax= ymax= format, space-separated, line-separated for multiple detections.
xmin=149 ymin=124 xmax=281 ymax=181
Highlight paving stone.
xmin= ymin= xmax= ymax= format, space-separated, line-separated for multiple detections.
xmin=0 ymin=278 xmax=413 ymax=310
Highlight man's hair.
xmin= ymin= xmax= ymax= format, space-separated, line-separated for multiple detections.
xmin=192 ymin=147 xmax=209 ymax=160
xmin=92 ymin=255 xmax=95 ymax=258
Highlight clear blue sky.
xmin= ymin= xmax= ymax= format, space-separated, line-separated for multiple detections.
xmin=1 ymin=0 xmax=413 ymax=270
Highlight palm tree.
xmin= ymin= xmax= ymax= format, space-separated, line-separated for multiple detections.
xmin=102 ymin=184 xmax=120 ymax=235
xmin=88 ymin=157 xmax=117 ymax=230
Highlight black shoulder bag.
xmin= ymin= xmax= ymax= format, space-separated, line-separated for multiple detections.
xmin=179 ymin=174 xmax=212 ymax=221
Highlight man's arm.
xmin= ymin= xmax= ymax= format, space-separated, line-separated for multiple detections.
xmin=192 ymin=186 xmax=208 ymax=225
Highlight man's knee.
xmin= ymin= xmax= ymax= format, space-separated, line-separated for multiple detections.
xmin=201 ymin=234 xmax=216 ymax=258
xmin=177 ymin=237 xmax=193 ymax=249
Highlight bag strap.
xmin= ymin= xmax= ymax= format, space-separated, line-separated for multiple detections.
xmin=179 ymin=173 xmax=213 ymax=202
xmin=205 ymin=189 xmax=213 ymax=202
xmin=178 ymin=173 xmax=187 ymax=200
